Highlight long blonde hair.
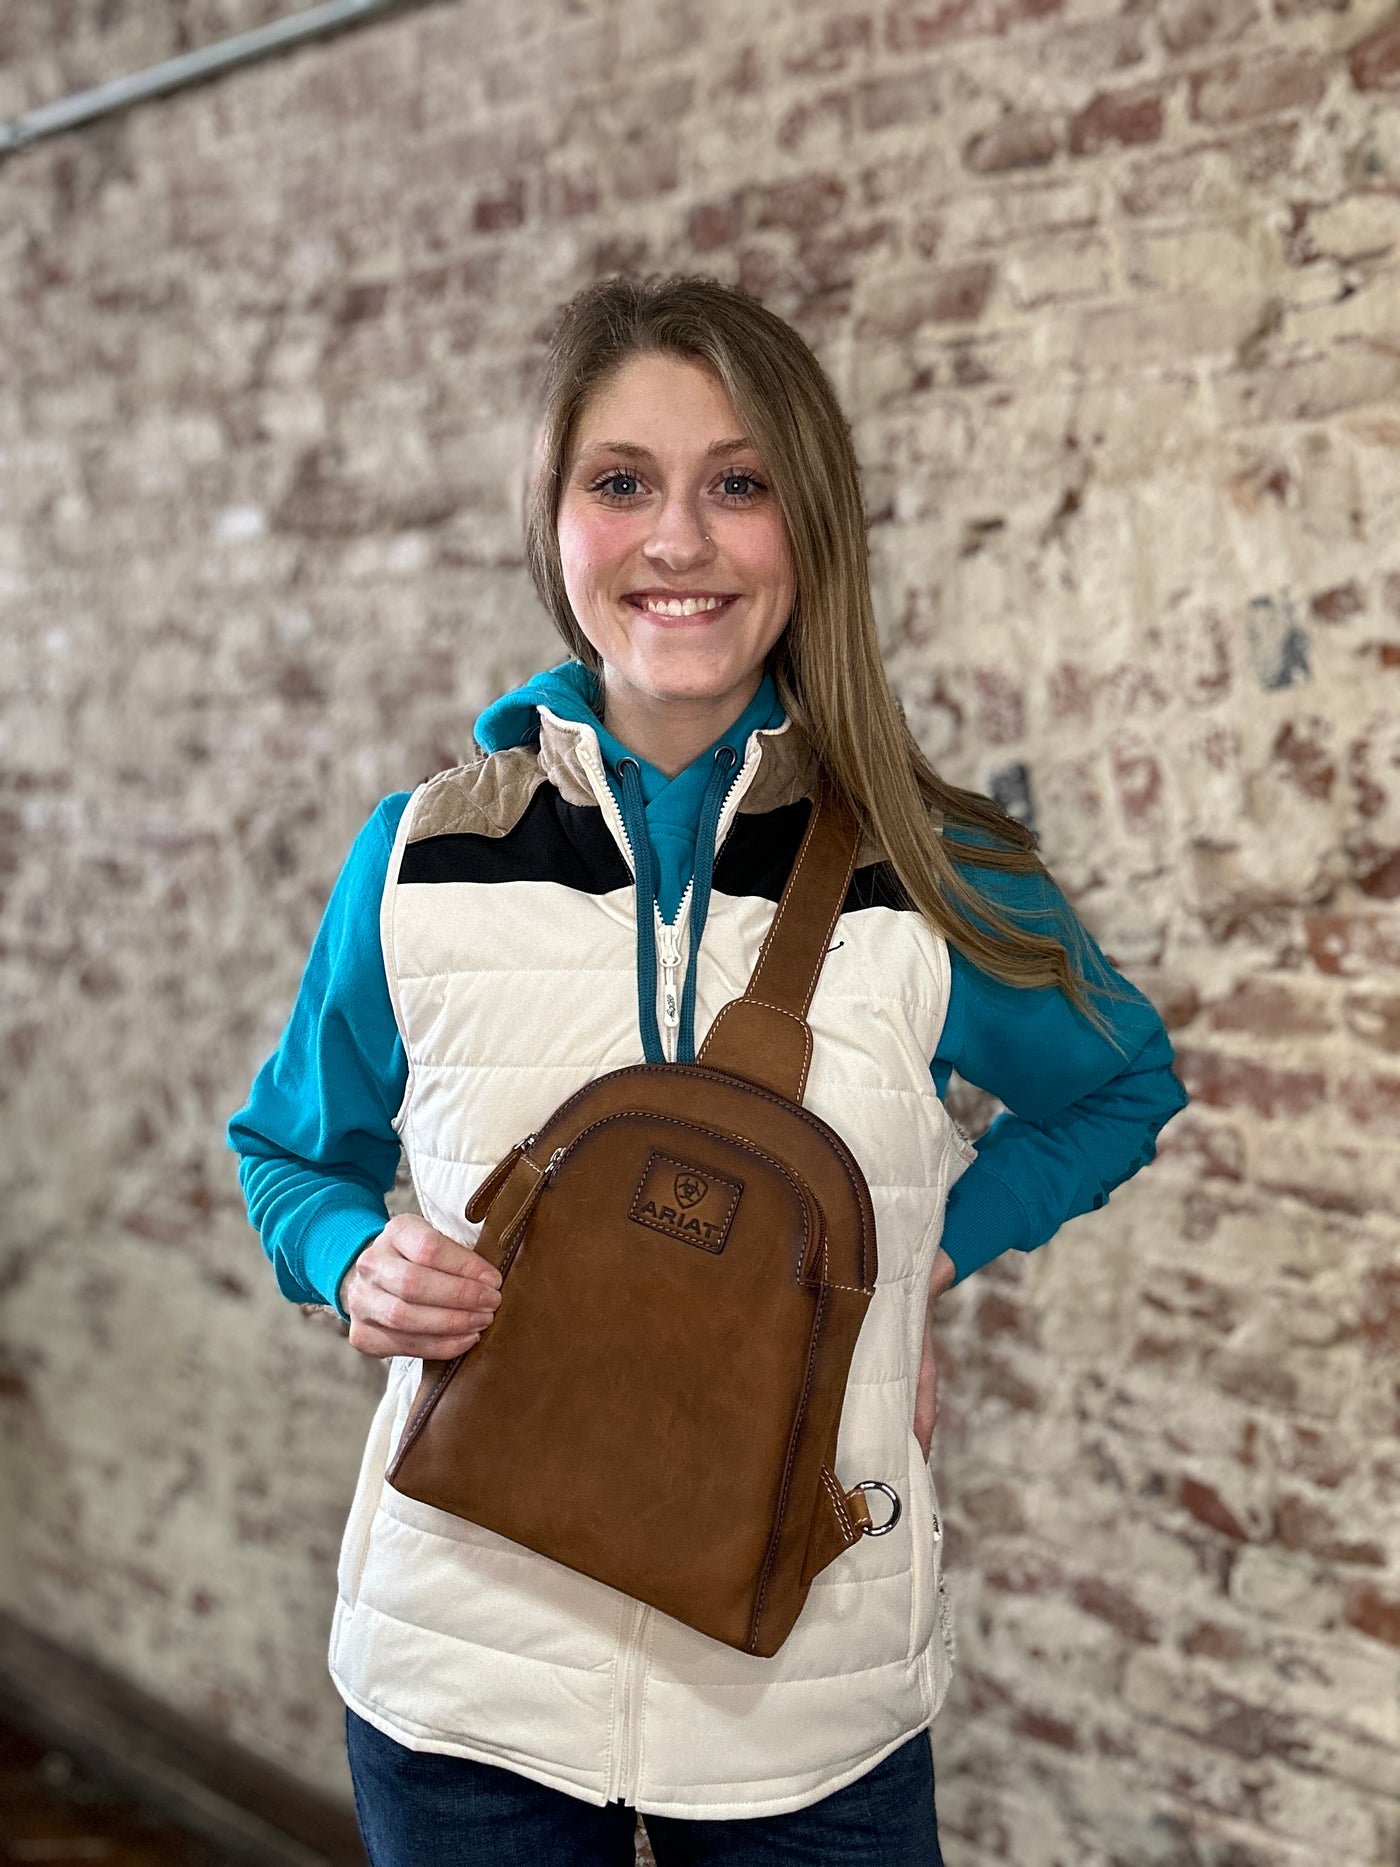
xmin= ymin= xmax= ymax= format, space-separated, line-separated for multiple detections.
xmin=524 ymin=273 xmax=1107 ymax=1018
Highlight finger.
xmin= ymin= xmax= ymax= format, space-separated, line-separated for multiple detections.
xmin=351 ymin=1323 xmax=483 ymax=1361
xmin=390 ymin=1225 xmax=503 ymax=1288
xmin=363 ymin=1291 xmax=502 ymax=1339
xmin=374 ymin=1253 xmax=504 ymax=1310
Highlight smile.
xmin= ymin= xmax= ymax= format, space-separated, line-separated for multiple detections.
xmin=625 ymin=594 xmax=736 ymax=619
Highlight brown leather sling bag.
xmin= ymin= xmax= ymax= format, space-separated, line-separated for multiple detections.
xmin=386 ymin=784 xmax=902 ymax=1657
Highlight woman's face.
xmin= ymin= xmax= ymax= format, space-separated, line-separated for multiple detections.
xmin=556 ymin=352 xmax=795 ymax=724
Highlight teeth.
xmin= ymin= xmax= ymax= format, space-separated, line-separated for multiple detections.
xmin=639 ymin=595 xmax=727 ymax=617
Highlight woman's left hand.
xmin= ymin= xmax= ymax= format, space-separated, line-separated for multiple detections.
xmin=913 ymin=1248 xmax=957 ymax=1461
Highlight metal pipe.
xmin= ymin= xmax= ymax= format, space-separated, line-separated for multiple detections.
xmin=0 ymin=0 xmax=415 ymax=157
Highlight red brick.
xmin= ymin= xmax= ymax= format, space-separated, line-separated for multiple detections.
xmin=686 ymin=194 xmax=745 ymax=252
xmin=963 ymin=113 xmax=1060 ymax=172
xmin=782 ymin=12 xmax=874 ymax=75
xmin=859 ymin=262 xmax=996 ymax=335
xmin=1354 ymin=841 xmax=1400 ymax=899
xmin=1271 ymin=717 xmax=1335 ymax=799
xmin=1344 ymin=990 xmax=1400 ymax=1055
xmin=1359 ymin=1264 xmax=1400 ymax=1352
xmin=472 ymin=176 xmax=526 ymax=234
xmin=1338 ymin=1068 xmax=1400 ymax=1129
xmin=1310 ymin=580 xmax=1365 ymax=623
xmin=1183 ymin=1619 xmax=1250 ymax=1660
xmin=1071 ymin=1575 xmax=1161 ymax=1643
xmin=540 ymin=166 xmax=600 ymax=220
xmin=777 ymin=89 xmax=853 ymax=154
xmin=1157 ymin=0 xmax=1260 ymax=55
xmin=1283 ymin=1423 xmax=1351 ymax=1489
xmin=857 ymin=69 xmax=942 ymax=132
xmin=1069 ymin=85 xmax=1166 ymax=156
xmin=1276 ymin=1494 xmax=1386 ymax=1566
xmin=1189 ymin=50 xmax=1328 ymax=124
xmin=1157 ymin=1105 xmax=1246 ymax=1179
xmin=973 ymin=668 xmax=1025 ymax=744
xmin=1209 ymin=980 xmax=1331 ymax=1038
xmin=1179 ymin=1474 xmax=1251 ymax=1540
xmin=1110 ymin=738 xmax=1165 ymax=831
xmin=1349 ymin=17 xmax=1400 ymax=93
xmin=753 ymin=175 xmax=847 ymax=234
xmin=886 ymin=0 xmax=1063 ymax=50
xmin=1346 ymin=1584 xmax=1400 ymax=1646
xmin=1174 ymin=1048 xmax=1326 ymax=1120
xmin=1305 ymin=912 xmax=1400 ymax=976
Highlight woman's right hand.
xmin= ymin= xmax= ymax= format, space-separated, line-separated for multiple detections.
xmin=338 ymin=1213 xmax=503 ymax=1360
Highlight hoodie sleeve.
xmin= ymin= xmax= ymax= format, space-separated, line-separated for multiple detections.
xmin=226 ymin=793 xmax=412 ymax=1319
xmin=932 ymin=841 xmax=1188 ymax=1285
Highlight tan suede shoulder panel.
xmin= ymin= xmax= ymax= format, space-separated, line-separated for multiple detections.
xmin=407 ymin=748 xmax=546 ymax=843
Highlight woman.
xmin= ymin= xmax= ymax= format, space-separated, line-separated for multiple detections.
xmin=229 ymin=274 xmax=1186 ymax=1865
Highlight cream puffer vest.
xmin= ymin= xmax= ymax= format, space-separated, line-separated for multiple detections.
xmin=328 ymin=710 xmax=975 ymax=1818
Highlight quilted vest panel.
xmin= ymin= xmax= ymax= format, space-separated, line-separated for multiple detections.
xmin=328 ymin=717 xmax=975 ymax=1819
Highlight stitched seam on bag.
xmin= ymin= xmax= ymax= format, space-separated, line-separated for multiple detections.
xmin=542 ymin=1110 xmax=812 ymax=1283
xmin=818 ymin=1463 xmax=856 ymax=1542
xmin=389 ymin=1353 xmax=467 ymax=1470
xmin=749 ymin=1283 xmax=827 ymax=1652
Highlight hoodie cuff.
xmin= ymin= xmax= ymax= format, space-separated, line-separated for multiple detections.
xmin=939 ymin=1166 xmax=1036 ymax=1285
xmin=293 ymin=1199 xmax=389 ymax=1322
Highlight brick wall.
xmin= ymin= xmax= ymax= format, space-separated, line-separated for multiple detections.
xmin=1 ymin=1 xmax=1397 ymax=1858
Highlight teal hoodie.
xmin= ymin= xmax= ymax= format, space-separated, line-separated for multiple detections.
xmin=229 ymin=662 xmax=1187 ymax=1318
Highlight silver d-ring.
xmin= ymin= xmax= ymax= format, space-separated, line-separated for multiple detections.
xmin=854 ymin=1480 xmax=901 ymax=1536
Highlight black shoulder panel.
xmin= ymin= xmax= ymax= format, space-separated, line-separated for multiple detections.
xmin=715 ymin=801 xmax=916 ymax=913
xmin=399 ymin=785 xmax=631 ymax=894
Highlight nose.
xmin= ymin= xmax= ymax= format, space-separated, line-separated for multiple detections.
xmin=642 ymin=490 xmax=714 ymax=573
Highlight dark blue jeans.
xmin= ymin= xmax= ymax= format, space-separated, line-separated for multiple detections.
xmin=346 ymin=1707 xmax=944 ymax=1865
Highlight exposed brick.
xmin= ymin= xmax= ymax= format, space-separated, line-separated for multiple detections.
xmin=856 ymin=70 xmax=942 ymax=133
xmin=753 ymin=175 xmax=848 ymax=234
xmin=1345 ymin=1583 xmax=1400 ymax=1646
xmin=1354 ymin=841 xmax=1400 ymax=900
xmin=858 ymin=262 xmax=996 ymax=334
xmin=1276 ymin=1494 xmax=1386 ymax=1566
xmin=1068 ymin=86 xmax=1166 ymax=157
xmin=1174 ymin=1048 xmax=1327 ymax=1119
xmin=472 ymin=176 xmax=527 ymax=234
xmin=1156 ymin=1113 xmax=1245 ymax=1182
xmin=1209 ymin=980 xmax=1331 ymax=1037
xmin=1310 ymin=580 xmax=1365 ymax=623
xmin=1110 ymin=738 xmax=1165 ymax=831
xmin=781 ymin=11 xmax=875 ymax=75
xmin=1305 ymin=912 xmax=1400 ymax=976
xmin=686 ymin=193 xmax=745 ymax=252
xmin=1189 ymin=50 xmax=1329 ymax=123
xmin=972 ymin=667 xmax=1025 ymax=744
xmin=1348 ymin=17 xmax=1400 ymax=93
xmin=1157 ymin=0 xmax=1261 ymax=55
xmin=886 ymin=0 xmax=1064 ymax=52
xmin=1271 ymin=717 xmax=1334 ymax=799
xmin=1179 ymin=1474 xmax=1252 ymax=1540
xmin=1338 ymin=1068 xmax=1400 ymax=1129
xmin=1071 ymin=1574 xmax=1161 ymax=1643
xmin=963 ymin=113 xmax=1061 ymax=172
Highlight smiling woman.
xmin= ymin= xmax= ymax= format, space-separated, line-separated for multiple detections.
xmin=554 ymin=353 xmax=795 ymax=771
xmin=228 ymin=273 xmax=1187 ymax=1866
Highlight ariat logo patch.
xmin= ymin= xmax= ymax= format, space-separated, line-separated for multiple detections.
xmin=631 ymin=1152 xmax=741 ymax=1253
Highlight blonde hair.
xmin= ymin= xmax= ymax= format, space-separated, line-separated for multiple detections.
xmin=524 ymin=274 xmax=1109 ymax=1019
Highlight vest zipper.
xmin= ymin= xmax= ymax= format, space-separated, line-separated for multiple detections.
xmin=607 ymin=1598 xmax=652 ymax=1804
xmin=657 ymin=914 xmax=683 ymax=1061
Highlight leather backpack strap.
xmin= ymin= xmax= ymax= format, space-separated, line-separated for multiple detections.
xmin=696 ymin=782 xmax=860 ymax=1102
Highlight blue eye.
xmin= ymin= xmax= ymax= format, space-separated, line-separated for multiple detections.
xmin=721 ymin=473 xmax=761 ymax=500
xmin=597 ymin=471 xmax=640 ymax=499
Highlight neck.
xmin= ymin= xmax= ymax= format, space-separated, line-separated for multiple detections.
xmin=600 ymin=675 xmax=763 ymax=778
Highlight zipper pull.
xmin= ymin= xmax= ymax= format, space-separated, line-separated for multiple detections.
xmin=658 ymin=919 xmax=682 ymax=1036
xmin=498 ymin=1145 xmax=566 ymax=1277
xmin=464 ymin=1132 xmax=536 ymax=1223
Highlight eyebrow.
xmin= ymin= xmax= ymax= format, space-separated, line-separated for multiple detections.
xmin=575 ymin=437 xmax=757 ymax=463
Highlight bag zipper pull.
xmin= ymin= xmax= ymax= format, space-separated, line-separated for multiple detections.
xmin=464 ymin=1131 xmax=537 ymax=1223
xmin=498 ymin=1145 xmax=566 ymax=1276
